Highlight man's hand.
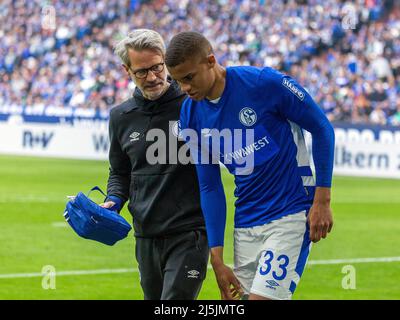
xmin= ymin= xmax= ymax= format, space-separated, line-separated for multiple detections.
xmin=211 ymin=247 xmax=243 ymax=300
xmin=308 ymin=187 xmax=333 ymax=242
xmin=99 ymin=201 xmax=116 ymax=209
xmin=212 ymin=263 xmax=243 ymax=300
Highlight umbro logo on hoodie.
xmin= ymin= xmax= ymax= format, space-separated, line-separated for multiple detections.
xmin=129 ymin=132 xmax=141 ymax=142
xmin=187 ymin=270 xmax=200 ymax=279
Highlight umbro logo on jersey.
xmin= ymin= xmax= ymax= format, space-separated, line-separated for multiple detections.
xmin=265 ymin=280 xmax=280 ymax=290
xmin=266 ymin=280 xmax=280 ymax=287
xmin=129 ymin=132 xmax=140 ymax=142
xmin=239 ymin=107 xmax=257 ymax=126
xmin=187 ymin=270 xmax=200 ymax=279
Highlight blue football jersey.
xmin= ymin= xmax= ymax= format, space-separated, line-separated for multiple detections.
xmin=180 ymin=66 xmax=334 ymax=247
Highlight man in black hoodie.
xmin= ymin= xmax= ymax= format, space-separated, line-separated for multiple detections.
xmin=101 ymin=29 xmax=208 ymax=300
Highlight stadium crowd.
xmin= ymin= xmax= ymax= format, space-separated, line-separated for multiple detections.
xmin=0 ymin=0 xmax=399 ymax=125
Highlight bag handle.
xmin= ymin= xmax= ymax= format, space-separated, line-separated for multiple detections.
xmin=87 ymin=186 xmax=119 ymax=211
xmin=87 ymin=186 xmax=107 ymax=200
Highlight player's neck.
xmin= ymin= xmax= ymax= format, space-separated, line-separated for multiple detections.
xmin=206 ymin=65 xmax=226 ymax=101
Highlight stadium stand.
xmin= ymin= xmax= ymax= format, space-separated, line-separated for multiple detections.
xmin=0 ymin=0 xmax=399 ymax=125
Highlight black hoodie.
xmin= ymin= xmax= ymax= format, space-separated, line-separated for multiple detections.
xmin=107 ymin=81 xmax=205 ymax=237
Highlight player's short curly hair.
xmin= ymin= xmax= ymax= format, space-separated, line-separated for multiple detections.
xmin=165 ymin=31 xmax=213 ymax=68
xmin=114 ymin=29 xmax=165 ymax=67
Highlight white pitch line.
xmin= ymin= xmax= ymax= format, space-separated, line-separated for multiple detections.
xmin=51 ymin=222 xmax=69 ymax=228
xmin=0 ymin=256 xmax=399 ymax=280
xmin=0 ymin=268 xmax=138 ymax=279
xmin=307 ymin=256 xmax=400 ymax=265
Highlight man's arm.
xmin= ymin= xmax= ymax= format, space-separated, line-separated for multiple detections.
xmin=103 ymin=109 xmax=131 ymax=212
xmin=195 ymin=163 xmax=226 ymax=247
xmin=268 ymin=71 xmax=335 ymax=242
xmin=180 ymin=99 xmax=243 ymax=299
xmin=194 ymin=163 xmax=243 ymax=299
xmin=180 ymin=99 xmax=227 ymax=248
xmin=309 ymin=187 xmax=333 ymax=242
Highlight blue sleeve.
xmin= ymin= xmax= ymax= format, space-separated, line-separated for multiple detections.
xmin=195 ymin=163 xmax=227 ymax=247
xmin=180 ymin=99 xmax=227 ymax=248
xmin=105 ymin=195 xmax=123 ymax=212
xmin=264 ymin=69 xmax=335 ymax=187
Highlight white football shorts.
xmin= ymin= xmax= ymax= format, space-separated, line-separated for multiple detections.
xmin=233 ymin=211 xmax=312 ymax=300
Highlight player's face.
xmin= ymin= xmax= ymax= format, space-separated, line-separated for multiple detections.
xmin=167 ymin=55 xmax=216 ymax=101
xmin=123 ymin=49 xmax=169 ymax=100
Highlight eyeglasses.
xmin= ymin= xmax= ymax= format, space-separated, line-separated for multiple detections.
xmin=129 ymin=62 xmax=165 ymax=79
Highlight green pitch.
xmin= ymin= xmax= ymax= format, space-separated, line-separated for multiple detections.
xmin=0 ymin=155 xmax=399 ymax=300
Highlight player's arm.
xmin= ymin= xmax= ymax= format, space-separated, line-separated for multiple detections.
xmin=180 ymin=101 xmax=242 ymax=299
xmin=194 ymin=163 xmax=243 ymax=300
xmin=179 ymin=99 xmax=227 ymax=249
xmin=195 ymin=163 xmax=226 ymax=248
xmin=310 ymin=186 xmax=332 ymax=241
xmin=268 ymin=71 xmax=335 ymax=242
xmin=103 ymin=109 xmax=131 ymax=212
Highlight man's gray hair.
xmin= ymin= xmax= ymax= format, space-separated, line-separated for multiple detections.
xmin=114 ymin=29 xmax=166 ymax=66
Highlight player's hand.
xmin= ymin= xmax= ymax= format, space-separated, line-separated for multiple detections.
xmin=308 ymin=187 xmax=333 ymax=243
xmin=308 ymin=202 xmax=333 ymax=243
xmin=212 ymin=263 xmax=243 ymax=300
